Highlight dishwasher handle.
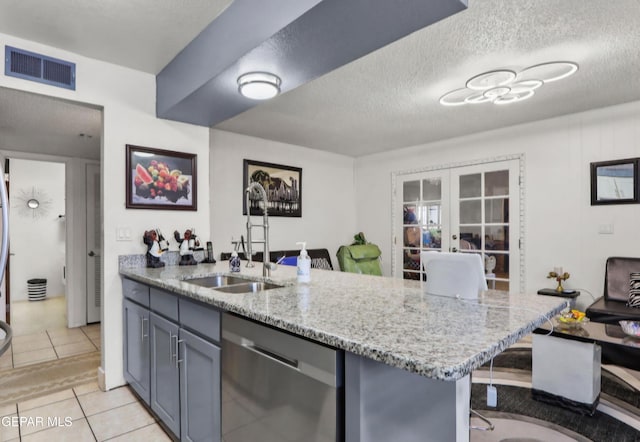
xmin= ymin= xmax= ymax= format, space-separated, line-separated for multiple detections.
xmin=242 ymin=339 xmax=300 ymax=371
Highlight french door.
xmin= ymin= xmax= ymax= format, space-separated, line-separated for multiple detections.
xmin=394 ymin=159 xmax=521 ymax=292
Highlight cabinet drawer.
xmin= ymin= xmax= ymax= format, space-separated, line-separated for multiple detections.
xmin=150 ymin=288 xmax=179 ymax=322
xmin=179 ymin=298 xmax=220 ymax=343
xmin=122 ymin=278 xmax=149 ymax=307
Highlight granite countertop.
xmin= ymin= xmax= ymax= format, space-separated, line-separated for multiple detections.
xmin=119 ymin=260 xmax=567 ymax=381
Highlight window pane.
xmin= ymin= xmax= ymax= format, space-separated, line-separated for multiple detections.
xmin=403 ymin=245 xmax=421 ymax=278
xmin=485 ymin=170 xmax=509 ymax=196
xmin=403 ymin=204 xmax=419 ymax=224
xmin=485 ymin=226 xmax=508 ymax=251
xmin=459 ymin=174 xmax=481 ymax=198
xmin=492 ymin=280 xmax=509 ymax=291
xmin=491 ymin=253 xmax=509 ymax=274
xmin=425 ymin=204 xmax=441 ymax=226
xmin=423 ymin=226 xmax=441 ymax=249
xmin=485 ymin=198 xmax=509 ymax=223
xmin=403 ymin=226 xmax=421 ymax=247
xmin=460 ymin=226 xmax=481 ymax=250
xmin=460 ymin=200 xmax=481 ymax=224
xmin=403 ymin=271 xmax=421 ymax=280
xmin=422 ymin=178 xmax=441 ymax=201
xmin=403 ymin=180 xmax=420 ymax=201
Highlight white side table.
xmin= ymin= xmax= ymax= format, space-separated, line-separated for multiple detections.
xmin=532 ymin=333 xmax=601 ymax=415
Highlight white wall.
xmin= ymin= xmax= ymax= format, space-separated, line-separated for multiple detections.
xmin=9 ymin=159 xmax=65 ymax=301
xmin=0 ymin=32 xmax=210 ymax=390
xmin=355 ymin=100 xmax=640 ymax=310
xmin=209 ymin=129 xmax=356 ymax=269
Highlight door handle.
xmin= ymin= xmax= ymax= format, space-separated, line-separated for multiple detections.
xmin=452 ymin=234 xmax=458 ymax=240
xmin=176 ymin=338 xmax=184 ymax=368
xmin=451 ymin=247 xmax=458 ymax=253
xmin=170 ymin=333 xmax=183 ymax=368
xmin=140 ymin=317 xmax=148 ymax=341
xmin=242 ymin=340 xmax=299 ymax=370
xmin=88 ymin=251 xmax=95 ymax=257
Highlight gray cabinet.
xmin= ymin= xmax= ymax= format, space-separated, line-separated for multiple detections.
xmin=123 ymin=299 xmax=150 ymax=404
xmin=123 ymin=278 xmax=221 ymax=442
xmin=150 ymin=312 xmax=181 ymax=436
xmin=180 ymin=328 xmax=221 ymax=442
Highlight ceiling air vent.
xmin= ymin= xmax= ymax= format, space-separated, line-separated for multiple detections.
xmin=4 ymin=46 xmax=75 ymax=90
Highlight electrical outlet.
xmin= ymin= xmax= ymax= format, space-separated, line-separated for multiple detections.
xmin=487 ymin=385 xmax=497 ymax=407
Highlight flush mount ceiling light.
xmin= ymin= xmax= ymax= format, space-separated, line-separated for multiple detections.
xmin=237 ymin=72 xmax=281 ymax=100
xmin=439 ymin=61 xmax=578 ymax=107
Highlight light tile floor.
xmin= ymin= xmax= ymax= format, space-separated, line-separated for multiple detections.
xmin=1 ymin=324 xmax=101 ymax=370
xmin=0 ymin=383 xmax=171 ymax=441
xmin=10 ymin=298 xmax=67 ymax=337
xmin=2 ymin=297 xmax=101 ymax=369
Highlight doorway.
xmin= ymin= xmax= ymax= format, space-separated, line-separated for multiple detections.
xmin=8 ymin=159 xmax=66 ymax=336
xmin=0 ymin=86 xmax=102 ymax=370
xmin=393 ymin=157 xmax=523 ymax=293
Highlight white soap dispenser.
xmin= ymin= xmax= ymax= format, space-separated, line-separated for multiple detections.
xmin=296 ymin=242 xmax=311 ymax=283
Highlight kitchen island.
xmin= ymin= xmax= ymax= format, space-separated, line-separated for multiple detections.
xmin=120 ymin=260 xmax=567 ymax=442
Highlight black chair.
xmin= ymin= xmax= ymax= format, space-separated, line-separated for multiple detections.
xmin=584 ymin=257 xmax=640 ymax=370
xmin=220 ymin=248 xmax=334 ymax=270
xmin=585 ymin=257 xmax=640 ymax=324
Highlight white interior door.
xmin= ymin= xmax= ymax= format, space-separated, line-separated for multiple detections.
xmin=86 ymin=163 xmax=101 ymax=323
xmin=394 ymin=159 xmax=521 ymax=292
xmin=450 ymin=160 xmax=520 ymax=292
xmin=396 ymin=170 xmax=451 ymax=280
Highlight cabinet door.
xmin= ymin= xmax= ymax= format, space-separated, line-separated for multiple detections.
xmin=150 ymin=313 xmax=181 ymax=436
xmin=123 ymin=299 xmax=150 ymax=404
xmin=179 ymin=328 xmax=221 ymax=442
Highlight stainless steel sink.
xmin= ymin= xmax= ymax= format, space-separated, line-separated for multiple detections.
xmin=184 ymin=275 xmax=248 ymax=288
xmin=214 ymin=281 xmax=283 ymax=294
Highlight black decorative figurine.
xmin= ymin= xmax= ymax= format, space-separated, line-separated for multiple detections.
xmin=143 ymin=230 xmax=165 ymax=268
xmin=174 ymin=229 xmax=199 ymax=266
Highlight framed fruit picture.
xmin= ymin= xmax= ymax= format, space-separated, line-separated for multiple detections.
xmin=126 ymin=144 xmax=197 ymax=210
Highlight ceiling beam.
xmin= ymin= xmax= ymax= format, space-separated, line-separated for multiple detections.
xmin=157 ymin=0 xmax=467 ymax=127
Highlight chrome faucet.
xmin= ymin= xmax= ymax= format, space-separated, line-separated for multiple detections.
xmin=244 ymin=182 xmax=276 ymax=277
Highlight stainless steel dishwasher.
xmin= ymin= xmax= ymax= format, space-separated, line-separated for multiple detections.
xmin=221 ymin=313 xmax=344 ymax=442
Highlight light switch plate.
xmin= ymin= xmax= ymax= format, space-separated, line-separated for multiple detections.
xmin=597 ymin=224 xmax=614 ymax=234
xmin=116 ymin=227 xmax=132 ymax=241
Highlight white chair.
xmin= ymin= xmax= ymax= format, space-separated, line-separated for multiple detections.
xmin=420 ymin=251 xmax=488 ymax=299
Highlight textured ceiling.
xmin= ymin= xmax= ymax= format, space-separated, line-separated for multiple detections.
xmin=0 ymin=87 xmax=101 ymax=160
xmin=1 ymin=0 xmax=639 ymax=159
xmin=218 ymin=0 xmax=640 ymax=156
xmin=0 ymin=0 xmax=233 ymax=74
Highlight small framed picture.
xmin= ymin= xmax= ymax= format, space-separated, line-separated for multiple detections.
xmin=590 ymin=158 xmax=638 ymax=205
xmin=126 ymin=144 xmax=197 ymax=210
xmin=243 ymin=159 xmax=302 ymax=217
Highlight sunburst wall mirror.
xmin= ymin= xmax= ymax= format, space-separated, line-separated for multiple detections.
xmin=15 ymin=187 xmax=52 ymax=219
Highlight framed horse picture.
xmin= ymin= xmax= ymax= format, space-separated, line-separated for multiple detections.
xmin=243 ymin=159 xmax=302 ymax=217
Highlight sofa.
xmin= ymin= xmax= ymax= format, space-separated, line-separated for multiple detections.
xmin=585 ymin=256 xmax=640 ymax=324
